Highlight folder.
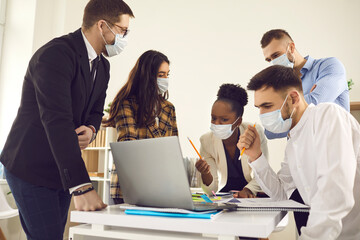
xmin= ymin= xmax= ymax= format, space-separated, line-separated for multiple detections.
xmin=124 ymin=209 xmax=222 ymax=219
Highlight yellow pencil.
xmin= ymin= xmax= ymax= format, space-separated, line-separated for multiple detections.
xmin=187 ymin=137 xmax=203 ymax=160
xmin=239 ymin=123 xmax=256 ymax=160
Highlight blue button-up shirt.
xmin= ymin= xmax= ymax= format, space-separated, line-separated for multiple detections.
xmin=265 ymin=56 xmax=349 ymax=139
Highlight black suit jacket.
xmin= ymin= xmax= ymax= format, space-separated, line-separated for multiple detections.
xmin=0 ymin=29 xmax=110 ymax=190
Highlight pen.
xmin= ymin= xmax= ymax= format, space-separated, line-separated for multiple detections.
xmin=212 ymin=191 xmax=217 ymax=197
xmin=187 ymin=137 xmax=203 ymax=160
xmin=238 ymin=123 xmax=256 ymax=160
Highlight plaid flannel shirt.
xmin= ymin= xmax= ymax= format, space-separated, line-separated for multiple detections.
xmin=110 ymin=97 xmax=178 ymax=199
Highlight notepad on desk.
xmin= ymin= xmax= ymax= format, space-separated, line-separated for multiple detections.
xmin=229 ymin=198 xmax=310 ymax=212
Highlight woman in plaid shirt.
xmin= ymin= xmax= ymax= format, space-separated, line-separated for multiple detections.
xmin=103 ymin=50 xmax=178 ymax=204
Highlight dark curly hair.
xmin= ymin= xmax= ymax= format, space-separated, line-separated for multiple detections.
xmin=216 ymin=83 xmax=248 ymax=117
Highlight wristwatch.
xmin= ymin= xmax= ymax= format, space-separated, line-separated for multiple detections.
xmin=88 ymin=125 xmax=97 ymax=143
xmin=73 ymin=186 xmax=95 ymax=196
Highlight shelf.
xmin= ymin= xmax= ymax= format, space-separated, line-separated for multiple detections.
xmin=350 ymin=102 xmax=360 ymax=111
xmin=90 ymin=177 xmax=111 ymax=182
xmin=85 ymin=147 xmax=110 ymax=150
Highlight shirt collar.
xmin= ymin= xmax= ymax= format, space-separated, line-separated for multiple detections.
xmin=81 ymin=30 xmax=98 ymax=62
xmin=289 ymin=103 xmax=315 ymax=138
xmin=300 ymin=55 xmax=314 ymax=75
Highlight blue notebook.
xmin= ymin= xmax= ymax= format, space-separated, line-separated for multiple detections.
xmin=124 ymin=209 xmax=222 ymax=219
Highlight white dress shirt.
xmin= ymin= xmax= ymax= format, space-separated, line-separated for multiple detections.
xmin=249 ymin=103 xmax=360 ymax=240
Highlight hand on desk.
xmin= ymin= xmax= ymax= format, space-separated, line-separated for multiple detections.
xmin=232 ymin=188 xmax=255 ymax=198
xmin=73 ymin=187 xmax=107 ymax=211
xmin=75 ymin=125 xmax=93 ymax=150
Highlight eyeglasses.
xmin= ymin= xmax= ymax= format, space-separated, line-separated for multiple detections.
xmin=105 ymin=20 xmax=130 ymax=37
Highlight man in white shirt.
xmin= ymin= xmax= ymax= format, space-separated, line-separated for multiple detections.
xmin=238 ymin=65 xmax=360 ymax=240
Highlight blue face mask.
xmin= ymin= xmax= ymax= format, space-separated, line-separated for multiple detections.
xmin=259 ymin=95 xmax=295 ymax=134
xmin=271 ymin=45 xmax=294 ymax=68
xmin=101 ymin=22 xmax=128 ymax=57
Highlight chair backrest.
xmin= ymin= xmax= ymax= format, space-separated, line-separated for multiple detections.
xmin=0 ymin=181 xmax=18 ymax=219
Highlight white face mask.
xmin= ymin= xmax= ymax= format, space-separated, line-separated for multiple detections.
xmin=271 ymin=45 xmax=294 ymax=68
xmin=157 ymin=77 xmax=169 ymax=95
xmin=101 ymin=22 xmax=128 ymax=57
xmin=259 ymin=95 xmax=295 ymax=134
xmin=210 ymin=117 xmax=240 ymax=140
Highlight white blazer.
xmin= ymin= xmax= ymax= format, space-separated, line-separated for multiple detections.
xmin=199 ymin=122 xmax=269 ymax=195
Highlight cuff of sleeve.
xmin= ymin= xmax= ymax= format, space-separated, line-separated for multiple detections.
xmin=201 ymin=179 xmax=216 ymax=195
xmin=248 ymin=153 xmax=269 ymax=173
xmin=88 ymin=125 xmax=97 ymax=143
xmin=69 ymin=183 xmax=92 ymax=194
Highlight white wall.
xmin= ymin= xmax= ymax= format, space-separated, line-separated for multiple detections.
xmin=0 ymin=0 xmax=359 ymax=166
xmin=57 ymin=0 xmax=360 ymax=172
xmin=1 ymin=0 xmax=360 ymax=169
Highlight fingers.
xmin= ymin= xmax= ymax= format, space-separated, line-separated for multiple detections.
xmin=74 ymin=191 xmax=108 ymax=211
xmin=310 ymin=84 xmax=317 ymax=92
xmin=76 ymin=126 xmax=92 ymax=149
xmin=195 ymin=159 xmax=210 ymax=174
xmin=238 ymin=125 xmax=259 ymax=149
xmin=232 ymin=189 xmax=255 ymax=198
xmin=75 ymin=125 xmax=87 ymax=135
xmin=247 ymin=125 xmax=259 ymax=139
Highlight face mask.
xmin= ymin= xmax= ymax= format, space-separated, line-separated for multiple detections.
xmin=259 ymin=95 xmax=295 ymax=134
xmin=271 ymin=45 xmax=294 ymax=68
xmin=101 ymin=22 xmax=128 ymax=57
xmin=157 ymin=77 xmax=169 ymax=95
xmin=210 ymin=117 xmax=240 ymax=140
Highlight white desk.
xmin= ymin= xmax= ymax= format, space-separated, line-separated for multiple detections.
xmin=69 ymin=205 xmax=287 ymax=240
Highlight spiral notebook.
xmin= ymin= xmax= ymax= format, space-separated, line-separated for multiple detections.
xmin=230 ymin=198 xmax=310 ymax=212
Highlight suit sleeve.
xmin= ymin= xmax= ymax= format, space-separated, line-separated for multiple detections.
xmin=32 ymin=44 xmax=90 ymax=190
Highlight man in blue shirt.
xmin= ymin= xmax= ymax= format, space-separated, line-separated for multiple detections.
xmin=260 ymin=29 xmax=349 ymax=139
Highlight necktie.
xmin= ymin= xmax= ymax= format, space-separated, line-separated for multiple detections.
xmin=90 ymin=56 xmax=99 ymax=82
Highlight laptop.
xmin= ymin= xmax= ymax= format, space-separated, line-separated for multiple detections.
xmin=110 ymin=136 xmax=236 ymax=211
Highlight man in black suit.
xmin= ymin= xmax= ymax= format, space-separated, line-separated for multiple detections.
xmin=0 ymin=0 xmax=134 ymax=239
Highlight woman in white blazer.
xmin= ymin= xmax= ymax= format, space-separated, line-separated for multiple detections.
xmin=196 ymin=84 xmax=269 ymax=197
